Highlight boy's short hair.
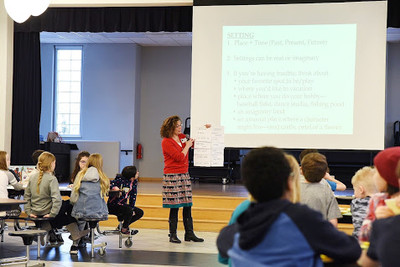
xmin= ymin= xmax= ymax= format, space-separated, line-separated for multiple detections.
xmin=351 ymin=166 xmax=376 ymax=193
xmin=301 ymin=153 xmax=328 ymax=183
xmin=299 ymin=149 xmax=319 ymax=163
xmin=121 ymin=166 xmax=137 ymax=180
xmin=31 ymin=150 xmax=45 ymax=165
xmin=242 ymin=147 xmax=291 ymax=202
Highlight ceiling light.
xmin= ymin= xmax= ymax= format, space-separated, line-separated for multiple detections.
xmin=4 ymin=0 xmax=50 ymax=24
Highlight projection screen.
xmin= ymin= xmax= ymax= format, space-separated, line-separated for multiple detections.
xmin=191 ymin=0 xmax=387 ymax=149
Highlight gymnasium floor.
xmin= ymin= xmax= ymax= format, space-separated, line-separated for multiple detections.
xmin=1 ymin=181 xmax=354 ymax=266
xmin=1 ymin=181 xmax=247 ymax=267
xmin=0 ymin=227 xmax=224 ymax=266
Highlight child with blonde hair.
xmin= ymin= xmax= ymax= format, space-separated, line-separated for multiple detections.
xmin=350 ymin=166 xmax=377 ymax=238
xmin=286 ymin=154 xmax=301 ymax=203
xmin=0 ymin=151 xmax=23 ymax=218
xmin=24 ymin=152 xmax=88 ymax=251
xmin=70 ymin=153 xmax=109 ymax=254
xmin=24 ymin=152 xmax=61 ymax=245
xmin=71 ymin=153 xmax=109 ymax=220
xmin=24 ymin=152 xmax=61 ymax=219
xmin=0 ymin=151 xmax=23 ymax=199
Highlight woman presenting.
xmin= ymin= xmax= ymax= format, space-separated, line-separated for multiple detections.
xmin=160 ymin=115 xmax=204 ymax=243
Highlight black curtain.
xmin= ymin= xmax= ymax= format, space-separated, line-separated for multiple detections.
xmin=388 ymin=0 xmax=400 ymax=28
xmin=11 ymin=32 xmax=42 ymax=164
xmin=14 ymin=7 xmax=193 ymax=33
xmin=10 ymin=6 xmax=192 ymax=164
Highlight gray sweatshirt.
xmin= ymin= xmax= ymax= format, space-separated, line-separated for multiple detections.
xmin=6 ymin=171 xmax=24 ymax=190
xmin=24 ymin=172 xmax=62 ymax=217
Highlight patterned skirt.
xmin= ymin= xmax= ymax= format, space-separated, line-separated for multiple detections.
xmin=162 ymin=173 xmax=193 ymax=208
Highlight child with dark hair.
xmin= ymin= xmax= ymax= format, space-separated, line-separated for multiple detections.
xmin=217 ymin=147 xmax=361 ymax=266
xmin=300 ymin=152 xmax=342 ymax=227
xmin=217 ymin=153 xmax=301 ymax=265
xmin=70 ymin=151 xmax=90 ymax=184
xmin=107 ymin=166 xmax=144 ymax=235
xmin=299 ymin=149 xmax=319 ymax=163
xmin=25 ymin=149 xmax=45 ymax=183
xmin=32 ymin=150 xmax=45 ymax=165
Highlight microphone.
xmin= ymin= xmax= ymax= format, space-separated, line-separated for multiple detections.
xmin=185 ymin=134 xmax=194 ymax=148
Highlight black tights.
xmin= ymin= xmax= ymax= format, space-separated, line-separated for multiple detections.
xmin=108 ymin=204 xmax=144 ymax=228
xmin=169 ymin=206 xmax=191 ymax=221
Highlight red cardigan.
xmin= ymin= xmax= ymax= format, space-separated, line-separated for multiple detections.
xmin=162 ymin=134 xmax=189 ymax=174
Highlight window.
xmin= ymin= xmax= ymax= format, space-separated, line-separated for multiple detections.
xmin=54 ymin=46 xmax=82 ymax=136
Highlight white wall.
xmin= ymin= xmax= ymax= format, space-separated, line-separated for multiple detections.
xmin=386 ymin=42 xmax=400 ymax=147
xmin=40 ymin=43 xmax=140 ymax=172
xmin=40 ymin=44 xmax=54 ymax=138
xmin=0 ymin=1 xmax=13 ymax=152
xmin=69 ymin=141 xmax=120 ymax=177
xmin=138 ymin=47 xmax=192 ymax=178
xmin=133 ymin=46 xmax=142 ymax=166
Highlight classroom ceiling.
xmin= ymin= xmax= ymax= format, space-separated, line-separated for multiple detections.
xmin=40 ymin=28 xmax=400 ymax=46
xmin=40 ymin=31 xmax=192 ymax=46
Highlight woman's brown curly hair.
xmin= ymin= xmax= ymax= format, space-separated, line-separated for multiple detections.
xmin=160 ymin=115 xmax=181 ymax=138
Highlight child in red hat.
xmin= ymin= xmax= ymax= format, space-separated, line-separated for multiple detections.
xmin=358 ymin=147 xmax=400 ymax=242
xmin=359 ymin=148 xmax=400 ymax=267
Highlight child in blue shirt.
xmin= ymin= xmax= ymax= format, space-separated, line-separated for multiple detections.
xmin=108 ymin=166 xmax=144 ymax=234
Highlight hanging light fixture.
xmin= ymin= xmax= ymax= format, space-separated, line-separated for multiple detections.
xmin=4 ymin=0 xmax=50 ymax=24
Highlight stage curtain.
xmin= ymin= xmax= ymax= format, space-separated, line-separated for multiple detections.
xmin=11 ymin=32 xmax=42 ymax=164
xmin=14 ymin=7 xmax=193 ymax=32
xmin=388 ymin=0 xmax=400 ymax=28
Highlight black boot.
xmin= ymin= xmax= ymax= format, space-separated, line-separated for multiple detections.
xmin=169 ymin=219 xmax=181 ymax=243
xmin=184 ymin=218 xmax=204 ymax=242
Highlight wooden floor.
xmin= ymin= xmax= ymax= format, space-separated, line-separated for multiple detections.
xmin=137 ymin=179 xmax=249 ymax=197
xmin=130 ymin=180 xmax=354 ymax=235
xmin=101 ymin=180 xmax=248 ymax=232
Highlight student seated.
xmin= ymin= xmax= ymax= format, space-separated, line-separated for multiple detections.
xmin=299 ymin=149 xmax=346 ymax=191
xmin=108 ymin=166 xmax=144 ymax=235
xmin=359 ymin=149 xmax=400 ymax=267
xmin=359 ymin=146 xmax=400 ymax=242
xmin=70 ymin=153 xmax=109 ymax=252
xmin=0 ymin=151 xmax=23 ymax=196
xmin=217 ymin=147 xmax=361 ymax=266
xmin=70 ymin=151 xmax=90 ymax=184
xmin=70 ymin=153 xmax=109 ymax=222
xmin=24 ymin=151 xmax=62 ymax=240
xmin=300 ymin=152 xmax=342 ymax=227
xmin=218 ymin=153 xmax=301 ymax=265
xmin=24 ymin=150 xmax=45 ymax=185
xmin=350 ymin=166 xmax=377 ymax=238
xmin=0 ymin=151 xmax=23 ymax=217
xmin=24 ymin=152 xmax=88 ymax=250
